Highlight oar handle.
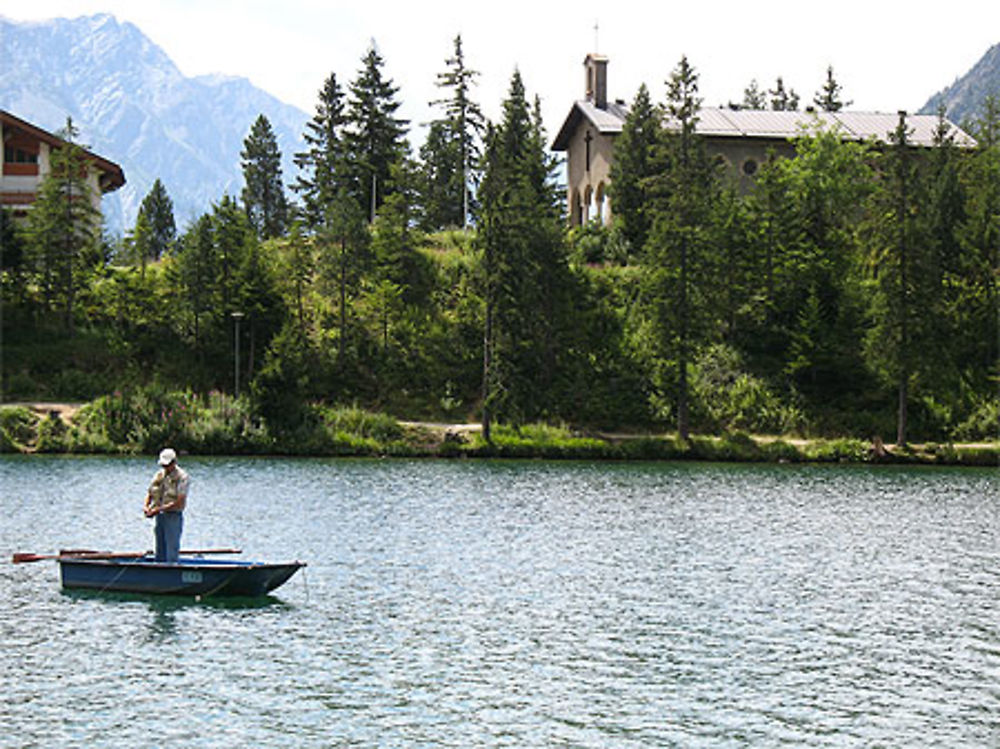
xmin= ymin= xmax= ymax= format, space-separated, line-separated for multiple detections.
xmin=12 ymin=548 xmax=243 ymax=564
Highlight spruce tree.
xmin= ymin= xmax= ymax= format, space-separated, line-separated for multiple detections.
xmin=643 ymin=56 xmax=718 ymax=439
xmin=293 ymin=73 xmax=347 ymax=231
xmin=424 ymin=34 xmax=485 ymax=229
xmin=172 ymin=213 xmax=217 ymax=349
xmin=813 ymin=65 xmax=851 ymax=112
xmin=954 ymin=96 xmax=1000 ymax=419
xmin=345 ymin=41 xmax=409 ymax=222
xmin=863 ymin=112 xmax=923 ymax=444
xmin=319 ymin=188 xmax=369 ymax=365
xmin=921 ymin=108 xmax=967 ymax=398
xmin=478 ymin=70 xmax=567 ymax=438
xmin=137 ymin=178 xmax=176 ymax=260
xmin=769 ymin=77 xmax=800 ymax=111
xmin=212 ymin=195 xmax=254 ymax=315
xmin=0 ymin=207 xmax=26 ymax=309
xmin=741 ymin=79 xmax=767 ymax=110
xmin=418 ymin=120 xmax=462 ymax=231
xmin=608 ymin=83 xmax=659 ymax=254
xmin=127 ymin=208 xmax=154 ymax=277
xmin=241 ymin=114 xmax=288 ymax=240
xmin=24 ymin=117 xmax=101 ymax=330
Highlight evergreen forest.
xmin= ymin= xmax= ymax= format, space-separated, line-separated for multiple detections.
xmin=2 ymin=43 xmax=998 ymax=454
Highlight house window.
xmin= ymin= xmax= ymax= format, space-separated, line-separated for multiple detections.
xmin=742 ymin=158 xmax=759 ymax=177
xmin=4 ymin=146 xmax=39 ymax=164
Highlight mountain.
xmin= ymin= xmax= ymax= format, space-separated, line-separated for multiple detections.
xmin=921 ymin=42 xmax=1000 ymax=125
xmin=0 ymin=13 xmax=308 ymax=234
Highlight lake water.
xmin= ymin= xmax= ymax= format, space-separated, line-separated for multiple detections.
xmin=2 ymin=455 xmax=998 ymax=747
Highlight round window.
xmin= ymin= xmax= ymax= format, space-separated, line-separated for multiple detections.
xmin=742 ymin=159 xmax=759 ymax=176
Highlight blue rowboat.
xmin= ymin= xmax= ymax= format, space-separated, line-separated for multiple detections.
xmin=58 ymin=556 xmax=305 ymax=597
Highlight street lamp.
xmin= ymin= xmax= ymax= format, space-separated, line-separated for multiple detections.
xmin=231 ymin=311 xmax=244 ymax=397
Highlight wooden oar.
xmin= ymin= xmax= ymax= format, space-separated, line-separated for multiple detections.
xmin=12 ymin=548 xmax=242 ymax=564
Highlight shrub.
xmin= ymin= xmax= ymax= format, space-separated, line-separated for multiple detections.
xmin=77 ymin=386 xmax=201 ymax=451
xmin=954 ymin=396 xmax=999 ymax=442
xmin=803 ymin=438 xmax=869 ymax=462
xmin=317 ymin=404 xmax=403 ymax=442
xmin=35 ymin=412 xmax=69 ymax=453
xmin=0 ymin=406 xmax=38 ymax=448
xmin=691 ymin=344 xmax=804 ymax=435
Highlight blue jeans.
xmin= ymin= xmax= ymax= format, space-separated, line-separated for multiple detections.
xmin=154 ymin=512 xmax=183 ymax=562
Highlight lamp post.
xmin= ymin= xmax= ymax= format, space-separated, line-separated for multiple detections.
xmin=231 ymin=311 xmax=244 ymax=397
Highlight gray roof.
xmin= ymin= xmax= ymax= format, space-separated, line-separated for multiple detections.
xmin=552 ymin=99 xmax=629 ymax=149
xmin=692 ymin=108 xmax=976 ymax=147
xmin=552 ymin=101 xmax=977 ymax=150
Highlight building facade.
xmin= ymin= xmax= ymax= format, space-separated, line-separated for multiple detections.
xmin=553 ymin=56 xmax=975 ymax=227
xmin=1 ymin=109 xmax=125 ymax=218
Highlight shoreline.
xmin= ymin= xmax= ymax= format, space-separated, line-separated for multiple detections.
xmin=2 ymin=402 xmax=997 ymax=467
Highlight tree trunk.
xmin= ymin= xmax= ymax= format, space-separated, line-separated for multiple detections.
xmin=897 ymin=376 xmax=908 ymax=446
xmin=481 ymin=296 xmax=493 ymax=444
xmin=678 ymin=232 xmax=690 ymax=441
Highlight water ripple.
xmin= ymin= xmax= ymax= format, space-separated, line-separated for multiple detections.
xmin=2 ymin=457 xmax=998 ymax=746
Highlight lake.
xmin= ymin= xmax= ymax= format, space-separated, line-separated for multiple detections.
xmin=2 ymin=455 xmax=998 ymax=746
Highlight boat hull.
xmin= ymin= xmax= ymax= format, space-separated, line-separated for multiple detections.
xmin=59 ymin=557 xmax=305 ymax=597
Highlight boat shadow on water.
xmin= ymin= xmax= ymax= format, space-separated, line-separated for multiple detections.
xmin=59 ymin=588 xmax=298 ymax=643
xmin=59 ymin=587 xmax=295 ymax=611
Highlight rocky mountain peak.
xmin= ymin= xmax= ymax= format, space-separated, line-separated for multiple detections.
xmin=0 ymin=13 xmax=307 ymax=234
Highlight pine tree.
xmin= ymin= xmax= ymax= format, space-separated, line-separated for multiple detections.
xmin=293 ymin=73 xmax=347 ymax=231
xmin=127 ymin=208 xmax=154 ymax=277
xmin=741 ymin=79 xmax=767 ymax=110
xmin=921 ymin=107 xmax=967 ymax=396
xmin=418 ymin=120 xmax=462 ymax=231
xmin=172 ymin=213 xmax=217 ymax=349
xmin=954 ymin=96 xmax=1000 ymax=416
xmin=423 ymin=34 xmax=485 ymax=229
xmin=137 ymin=178 xmax=176 ymax=260
xmin=212 ymin=195 xmax=254 ymax=315
xmin=319 ymin=188 xmax=370 ymax=365
xmin=609 ymin=83 xmax=659 ymax=253
xmin=813 ymin=65 xmax=851 ymax=112
xmin=0 ymin=207 xmax=26 ymax=308
xmin=863 ymin=112 xmax=923 ymax=444
xmin=643 ymin=56 xmax=719 ymax=439
xmin=241 ymin=114 xmax=288 ymax=240
xmin=24 ymin=117 xmax=101 ymax=330
xmin=769 ymin=77 xmax=800 ymax=111
xmin=345 ymin=41 xmax=409 ymax=222
xmin=478 ymin=70 xmax=568 ymax=438
xmin=768 ymin=126 xmax=872 ymax=405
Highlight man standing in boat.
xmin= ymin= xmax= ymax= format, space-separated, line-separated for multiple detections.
xmin=144 ymin=448 xmax=189 ymax=562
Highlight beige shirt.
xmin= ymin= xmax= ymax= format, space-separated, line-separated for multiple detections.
xmin=147 ymin=466 xmax=189 ymax=512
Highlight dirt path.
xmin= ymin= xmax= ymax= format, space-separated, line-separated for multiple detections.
xmin=8 ymin=402 xmax=83 ymax=424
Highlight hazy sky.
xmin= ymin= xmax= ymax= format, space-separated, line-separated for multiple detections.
xmin=5 ymin=0 xmax=999 ymax=143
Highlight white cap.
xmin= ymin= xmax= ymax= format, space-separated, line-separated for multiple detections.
xmin=158 ymin=448 xmax=177 ymax=466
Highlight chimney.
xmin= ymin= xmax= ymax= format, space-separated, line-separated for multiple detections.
xmin=584 ymin=53 xmax=608 ymax=109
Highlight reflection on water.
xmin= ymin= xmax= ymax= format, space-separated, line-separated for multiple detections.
xmin=3 ymin=456 xmax=999 ymax=747
xmin=59 ymin=588 xmax=293 ymax=643
xmin=61 ymin=588 xmax=291 ymax=611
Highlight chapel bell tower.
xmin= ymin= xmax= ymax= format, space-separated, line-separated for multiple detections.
xmin=585 ymin=53 xmax=608 ymax=110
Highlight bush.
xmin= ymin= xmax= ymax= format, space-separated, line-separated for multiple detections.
xmin=954 ymin=396 xmax=999 ymax=442
xmin=691 ymin=344 xmax=804 ymax=435
xmin=77 ymin=386 xmax=201 ymax=451
xmin=468 ymin=422 xmax=612 ymax=459
xmin=0 ymin=406 xmax=38 ymax=448
xmin=317 ymin=404 xmax=403 ymax=442
xmin=803 ymin=438 xmax=869 ymax=462
xmin=35 ymin=412 xmax=69 ymax=453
